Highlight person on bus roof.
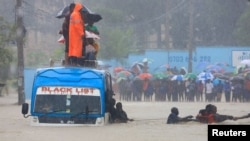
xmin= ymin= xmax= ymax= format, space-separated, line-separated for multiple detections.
xmin=68 ymin=2 xmax=85 ymax=66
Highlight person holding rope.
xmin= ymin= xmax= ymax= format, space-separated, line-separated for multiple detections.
xmin=166 ymin=107 xmax=194 ymax=124
xmin=114 ymin=102 xmax=134 ymax=123
xmin=196 ymin=104 xmax=250 ymax=124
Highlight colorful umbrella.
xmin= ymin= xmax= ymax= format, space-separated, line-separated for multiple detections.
xmin=171 ymin=75 xmax=184 ymax=81
xmin=213 ymin=73 xmax=230 ymax=80
xmin=117 ymin=70 xmax=133 ymax=78
xmin=153 ymin=72 xmax=168 ymax=79
xmin=206 ymin=65 xmax=224 ymax=73
xmin=197 ymin=71 xmax=214 ymax=81
xmin=240 ymin=59 xmax=250 ymax=66
xmin=86 ymin=31 xmax=100 ymax=39
xmin=195 ymin=62 xmax=210 ymax=70
xmin=138 ymin=73 xmax=152 ymax=80
xmin=153 ymin=64 xmax=170 ymax=72
xmin=113 ymin=67 xmax=124 ymax=73
xmin=184 ymin=73 xmax=197 ymax=80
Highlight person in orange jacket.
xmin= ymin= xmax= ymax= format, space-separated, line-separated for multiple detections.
xmin=59 ymin=3 xmax=75 ymax=66
xmin=196 ymin=104 xmax=234 ymax=124
xmin=68 ymin=3 xmax=85 ymax=66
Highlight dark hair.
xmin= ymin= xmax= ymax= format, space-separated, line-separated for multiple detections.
xmin=69 ymin=3 xmax=75 ymax=13
xmin=171 ymin=107 xmax=179 ymax=115
xmin=116 ymin=102 xmax=122 ymax=109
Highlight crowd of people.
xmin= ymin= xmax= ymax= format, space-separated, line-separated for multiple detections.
xmin=115 ymin=76 xmax=250 ymax=103
xmin=58 ymin=2 xmax=100 ymax=66
xmin=113 ymin=63 xmax=250 ymax=102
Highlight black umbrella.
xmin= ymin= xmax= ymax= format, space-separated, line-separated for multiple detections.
xmin=56 ymin=4 xmax=102 ymax=24
xmin=56 ymin=5 xmax=69 ymax=19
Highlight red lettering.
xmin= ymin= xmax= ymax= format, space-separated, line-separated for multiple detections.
xmin=41 ymin=87 xmax=52 ymax=94
xmin=83 ymin=88 xmax=89 ymax=94
xmin=54 ymin=87 xmax=60 ymax=93
xmin=76 ymin=88 xmax=81 ymax=95
xmin=89 ymin=88 xmax=94 ymax=94
xmin=66 ymin=88 xmax=72 ymax=94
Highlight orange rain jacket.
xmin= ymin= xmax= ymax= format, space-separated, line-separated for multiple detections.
xmin=68 ymin=3 xmax=85 ymax=58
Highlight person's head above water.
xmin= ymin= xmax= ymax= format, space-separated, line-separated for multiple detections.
xmin=171 ymin=107 xmax=179 ymax=115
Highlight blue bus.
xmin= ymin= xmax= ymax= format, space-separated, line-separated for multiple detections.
xmin=22 ymin=66 xmax=115 ymax=126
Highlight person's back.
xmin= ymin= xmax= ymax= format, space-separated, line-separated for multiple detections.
xmin=166 ymin=108 xmax=179 ymax=124
xmin=114 ymin=102 xmax=133 ymax=123
xmin=167 ymin=107 xmax=193 ymax=124
xmin=115 ymin=102 xmax=128 ymax=123
xmin=108 ymin=98 xmax=117 ymax=123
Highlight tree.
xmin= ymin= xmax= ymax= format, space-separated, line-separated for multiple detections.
xmin=0 ymin=16 xmax=15 ymax=83
xmin=234 ymin=6 xmax=250 ymax=46
xmin=99 ymin=27 xmax=134 ymax=65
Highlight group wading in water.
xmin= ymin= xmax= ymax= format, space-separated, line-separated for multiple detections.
xmin=166 ymin=104 xmax=250 ymax=124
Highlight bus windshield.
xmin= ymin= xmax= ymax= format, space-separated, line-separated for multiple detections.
xmin=34 ymin=87 xmax=101 ymax=115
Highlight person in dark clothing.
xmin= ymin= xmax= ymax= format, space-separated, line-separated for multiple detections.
xmin=108 ymin=98 xmax=117 ymax=123
xmin=114 ymin=102 xmax=133 ymax=123
xmin=166 ymin=107 xmax=193 ymax=124
xmin=59 ymin=3 xmax=75 ymax=66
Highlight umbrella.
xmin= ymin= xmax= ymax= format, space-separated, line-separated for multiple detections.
xmin=142 ymin=58 xmax=153 ymax=63
xmin=116 ymin=77 xmax=127 ymax=83
xmin=138 ymin=73 xmax=152 ymax=80
xmin=206 ymin=65 xmax=224 ymax=73
xmin=171 ymin=75 xmax=184 ymax=81
xmin=230 ymin=75 xmax=244 ymax=81
xmin=153 ymin=64 xmax=170 ymax=72
xmin=153 ymin=72 xmax=168 ymax=79
xmin=197 ymin=71 xmax=214 ymax=81
xmin=57 ymin=35 xmax=65 ymax=43
xmin=131 ymin=62 xmax=144 ymax=69
xmin=213 ymin=73 xmax=230 ymax=80
xmin=117 ymin=70 xmax=133 ymax=78
xmin=240 ymin=59 xmax=250 ymax=66
xmin=86 ymin=31 xmax=100 ymax=39
xmin=56 ymin=4 xmax=102 ymax=24
xmin=180 ymin=67 xmax=187 ymax=75
xmin=196 ymin=62 xmax=210 ymax=70
xmin=131 ymin=62 xmax=144 ymax=74
xmin=184 ymin=73 xmax=197 ymax=80
xmin=113 ymin=67 xmax=124 ymax=73
xmin=56 ymin=5 xmax=69 ymax=19
xmin=212 ymin=78 xmax=224 ymax=86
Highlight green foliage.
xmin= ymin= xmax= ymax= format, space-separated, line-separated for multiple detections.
xmin=99 ymin=27 xmax=134 ymax=64
xmin=0 ymin=16 xmax=15 ymax=65
xmin=0 ymin=16 xmax=15 ymax=83
xmin=25 ymin=50 xmax=50 ymax=67
xmin=234 ymin=7 xmax=250 ymax=46
xmin=51 ymin=45 xmax=64 ymax=61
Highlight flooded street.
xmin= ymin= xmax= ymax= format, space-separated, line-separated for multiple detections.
xmin=0 ymin=93 xmax=249 ymax=141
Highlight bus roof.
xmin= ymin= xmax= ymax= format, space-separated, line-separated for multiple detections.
xmin=33 ymin=67 xmax=107 ymax=88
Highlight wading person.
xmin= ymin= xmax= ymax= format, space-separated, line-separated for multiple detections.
xmin=166 ymin=107 xmax=194 ymax=124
